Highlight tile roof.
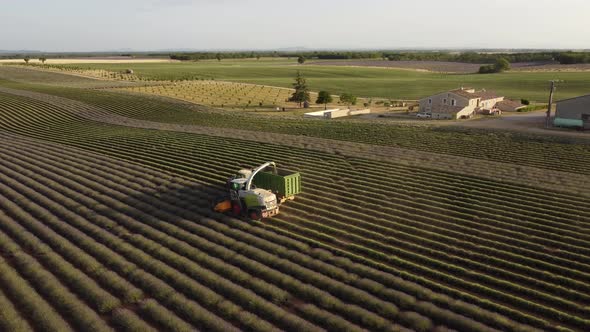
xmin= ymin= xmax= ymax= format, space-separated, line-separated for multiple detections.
xmin=449 ymin=88 xmax=502 ymax=101
xmin=496 ymin=99 xmax=524 ymax=111
xmin=449 ymin=89 xmax=477 ymax=99
xmin=474 ymin=90 xmax=501 ymax=100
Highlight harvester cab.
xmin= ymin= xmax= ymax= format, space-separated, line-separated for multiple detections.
xmin=212 ymin=161 xmax=301 ymax=221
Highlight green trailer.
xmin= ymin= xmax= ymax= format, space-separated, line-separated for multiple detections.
xmin=253 ymin=168 xmax=301 ymax=201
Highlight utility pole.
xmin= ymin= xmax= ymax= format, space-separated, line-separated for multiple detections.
xmin=545 ymin=80 xmax=561 ymax=128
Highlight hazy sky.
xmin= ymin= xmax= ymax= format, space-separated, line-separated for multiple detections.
xmin=1 ymin=0 xmax=588 ymax=51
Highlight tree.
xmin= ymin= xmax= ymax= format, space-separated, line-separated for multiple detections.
xmin=289 ymin=71 xmax=310 ymax=107
xmin=478 ymin=65 xmax=495 ymax=74
xmin=316 ymin=91 xmax=333 ymax=110
xmin=297 ymin=56 xmax=306 ymax=64
xmin=521 ymin=98 xmax=530 ymax=105
xmin=479 ymin=57 xmax=511 ymax=74
xmin=494 ymin=57 xmax=511 ymax=72
xmin=24 ymin=56 xmax=30 ymax=64
xmin=39 ymin=57 xmax=47 ymax=64
xmin=215 ymin=53 xmax=222 ymax=62
xmin=256 ymin=54 xmax=261 ymax=60
xmin=340 ymin=93 xmax=357 ymax=107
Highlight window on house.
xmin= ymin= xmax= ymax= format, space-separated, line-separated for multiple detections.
xmin=428 ymin=99 xmax=432 ymax=104
xmin=443 ymin=98 xmax=447 ymax=104
xmin=451 ymin=99 xmax=456 ymax=106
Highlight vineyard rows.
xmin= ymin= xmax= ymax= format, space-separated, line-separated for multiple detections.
xmin=8 ymin=64 xmax=140 ymax=81
xmin=0 ymin=89 xmax=589 ymax=330
xmin=123 ymin=81 xmax=310 ymax=110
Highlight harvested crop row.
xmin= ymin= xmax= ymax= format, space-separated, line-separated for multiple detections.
xmin=0 ymin=92 xmax=587 ymax=249
xmin=0 ymin=139 xmax=568 ymax=330
xmin=0 ymin=94 xmax=588 ymax=286
xmin=0 ymin=157 xmax=293 ymax=332
xmin=0 ymin=140 xmax=423 ymax=332
xmin=2 ymin=104 xmax=588 ymax=296
xmin=0 ymin=132 xmax=528 ymax=332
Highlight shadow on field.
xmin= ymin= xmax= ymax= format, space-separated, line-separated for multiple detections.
xmin=110 ymin=178 xmax=234 ymax=226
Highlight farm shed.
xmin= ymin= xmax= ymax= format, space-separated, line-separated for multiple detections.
xmin=304 ymin=108 xmax=370 ymax=119
xmin=555 ymin=94 xmax=590 ymax=129
xmin=324 ymin=108 xmax=370 ymax=119
xmin=304 ymin=109 xmax=339 ymax=118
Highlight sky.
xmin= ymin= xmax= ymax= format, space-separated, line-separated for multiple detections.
xmin=0 ymin=0 xmax=588 ymax=52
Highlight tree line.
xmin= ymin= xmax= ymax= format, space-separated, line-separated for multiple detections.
xmin=3 ymin=50 xmax=589 ymax=65
xmin=168 ymin=51 xmax=590 ymax=64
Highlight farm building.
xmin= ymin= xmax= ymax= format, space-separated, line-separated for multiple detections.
xmin=496 ymin=100 xmax=526 ymax=112
xmin=304 ymin=108 xmax=370 ymax=119
xmin=554 ymin=94 xmax=590 ymax=129
xmin=419 ymin=87 xmax=522 ymax=119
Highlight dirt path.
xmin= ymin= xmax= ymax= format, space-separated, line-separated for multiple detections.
xmin=1 ymin=86 xmax=589 ymax=197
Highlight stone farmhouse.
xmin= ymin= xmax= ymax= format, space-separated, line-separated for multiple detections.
xmin=419 ymin=87 xmax=523 ymax=119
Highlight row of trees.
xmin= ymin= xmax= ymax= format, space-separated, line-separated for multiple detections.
xmin=8 ymin=50 xmax=589 ymax=64
xmin=23 ymin=57 xmax=46 ymax=64
xmin=168 ymin=51 xmax=590 ymax=64
xmin=556 ymin=52 xmax=590 ymax=64
xmin=289 ymin=71 xmax=356 ymax=108
xmin=384 ymin=52 xmax=556 ymax=64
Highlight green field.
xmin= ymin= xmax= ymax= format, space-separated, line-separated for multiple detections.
xmin=51 ymin=59 xmax=590 ymax=101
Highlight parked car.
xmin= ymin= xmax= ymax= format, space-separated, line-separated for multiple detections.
xmin=416 ymin=113 xmax=431 ymax=119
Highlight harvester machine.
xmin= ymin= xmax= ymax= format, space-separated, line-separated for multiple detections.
xmin=211 ymin=162 xmax=301 ymax=220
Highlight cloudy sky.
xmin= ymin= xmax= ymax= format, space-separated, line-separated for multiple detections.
xmin=1 ymin=0 xmax=588 ymax=51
